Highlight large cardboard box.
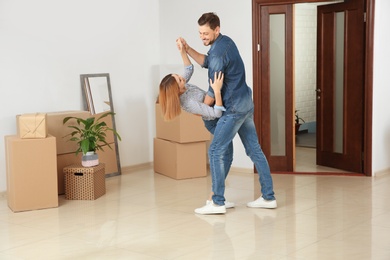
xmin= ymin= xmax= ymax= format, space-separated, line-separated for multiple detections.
xmin=155 ymin=103 xmax=210 ymax=143
xmin=46 ymin=111 xmax=91 ymax=154
xmin=153 ymin=138 xmax=207 ymax=179
xmin=5 ymin=135 xmax=58 ymax=212
xmin=17 ymin=113 xmax=48 ymax=139
xmin=47 ymin=111 xmax=116 ymax=154
xmin=64 ymin=163 xmax=106 ymax=200
xmin=56 ymin=143 xmax=118 ymax=195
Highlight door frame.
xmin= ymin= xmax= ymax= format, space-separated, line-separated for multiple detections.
xmin=252 ymin=0 xmax=374 ymax=176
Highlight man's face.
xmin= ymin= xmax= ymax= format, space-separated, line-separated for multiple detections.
xmin=199 ymin=24 xmax=220 ymax=46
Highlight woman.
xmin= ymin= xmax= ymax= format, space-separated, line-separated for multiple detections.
xmin=159 ymin=39 xmax=225 ymax=121
xmin=158 ymin=40 xmax=234 ymax=210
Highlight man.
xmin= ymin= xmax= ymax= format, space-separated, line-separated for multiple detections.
xmin=180 ymin=12 xmax=277 ymax=215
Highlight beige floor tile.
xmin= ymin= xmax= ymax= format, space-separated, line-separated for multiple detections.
xmin=115 ymin=230 xmax=210 ymax=259
xmin=289 ymin=238 xmax=390 ymax=260
xmin=328 ymin=222 xmax=390 ymax=249
xmin=1 ymin=234 xmax=161 ymax=260
xmin=0 ymin=221 xmax=57 ymax=251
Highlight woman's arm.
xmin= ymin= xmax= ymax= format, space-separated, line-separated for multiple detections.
xmin=177 ymin=39 xmax=194 ymax=83
xmin=181 ymin=72 xmax=225 ymax=120
xmin=177 ymin=39 xmax=191 ymax=66
xmin=182 ymin=92 xmax=224 ymax=120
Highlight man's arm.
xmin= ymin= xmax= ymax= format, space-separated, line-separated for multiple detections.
xmin=186 ymin=46 xmax=205 ymax=66
xmin=178 ymin=37 xmax=205 ymax=66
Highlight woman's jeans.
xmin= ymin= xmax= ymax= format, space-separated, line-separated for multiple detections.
xmin=205 ymin=108 xmax=275 ymax=206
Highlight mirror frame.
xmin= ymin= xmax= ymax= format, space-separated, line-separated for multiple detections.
xmin=80 ymin=73 xmax=121 ymax=177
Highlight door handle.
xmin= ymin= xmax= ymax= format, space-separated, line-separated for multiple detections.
xmin=316 ymin=89 xmax=321 ymax=100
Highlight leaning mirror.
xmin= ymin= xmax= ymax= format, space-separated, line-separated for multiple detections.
xmin=80 ymin=73 xmax=121 ymax=176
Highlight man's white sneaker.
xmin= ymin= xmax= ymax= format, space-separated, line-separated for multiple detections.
xmin=206 ymin=200 xmax=235 ymax=209
xmin=247 ymin=197 xmax=277 ymax=209
xmin=195 ymin=202 xmax=226 ymax=215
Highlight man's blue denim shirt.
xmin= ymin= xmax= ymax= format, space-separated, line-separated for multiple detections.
xmin=202 ymin=34 xmax=253 ymax=114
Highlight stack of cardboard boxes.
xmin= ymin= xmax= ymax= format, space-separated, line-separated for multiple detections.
xmin=154 ymin=103 xmax=211 ymax=179
xmin=4 ymin=110 xmax=120 ymax=212
xmin=5 ymin=113 xmax=58 ymax=212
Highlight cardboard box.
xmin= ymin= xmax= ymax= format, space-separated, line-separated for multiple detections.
xmin=56 ymin=153 xmax=83 ymax=195
xmin=153 ymin=138 xmax=207 ymax=179
xmin=46 ymin=111 xmax=91 ymax=154
xmin=5 ymin=135 xmax=58 ymax=212
xmin=96 ymin=143 xmax=119 ymax=175
xmin=155 ymin=103 xmax=210 ymax=143
xmin=17 ymin=113 xmax=48 ymax=139
xmin=64 ymin=163 xmax=106 ymax=200
xmin=57 ymin=143 xmax=119 ymax=195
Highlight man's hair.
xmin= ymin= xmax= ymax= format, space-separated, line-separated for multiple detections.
xmin=198 ymin=12 xmax=220 ymax=30
xmin=158 ymin=74 xmax=182 ymax=121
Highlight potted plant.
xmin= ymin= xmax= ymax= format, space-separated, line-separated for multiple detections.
xmin=295 ymin=110 xmax=305 ymax=134
xmin=63 ymin=111 xmax=121 ymax=167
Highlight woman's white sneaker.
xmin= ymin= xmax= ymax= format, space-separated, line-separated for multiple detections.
xmin=206 ymin=200 xmax=235 ymax=209
xmin=224 ymin=201 xmax=235 ymax=209
xmin=195 ymin=202 xmax=226 ymax=215
xmin=247 ymin=197 xmax=277 ymax=209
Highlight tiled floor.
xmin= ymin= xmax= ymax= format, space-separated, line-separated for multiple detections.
xmin=295 ymin=146 xmax=353 ymax=173
xmin=0 ymin=159 xmax=390 ymax=259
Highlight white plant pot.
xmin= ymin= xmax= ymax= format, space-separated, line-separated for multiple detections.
xmin=82 ymin=151 xmax=99 ymax=167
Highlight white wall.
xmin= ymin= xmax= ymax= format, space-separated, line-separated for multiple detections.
xmin=294 ymin=4 xmax=317 ymax=124
xmin=372 ymin=0 xmax=390 ymax=175
xmin=0 ymin=0 xmax=160 ymax=192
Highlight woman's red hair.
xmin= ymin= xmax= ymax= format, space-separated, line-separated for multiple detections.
xmin=158 ymin=74 xmax=182 ymax=121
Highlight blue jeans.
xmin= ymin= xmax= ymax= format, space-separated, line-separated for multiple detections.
xmin=203 ymin=120 xmax=233 ymax=181
xmin=208 ymin=108 xmax=275 ymax=206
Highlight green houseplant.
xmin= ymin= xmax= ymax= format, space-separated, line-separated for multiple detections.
xmin=63 ymin=111 xmax=121 ymax=167
xmin=295 ymin=110 xmax=305 ymax=134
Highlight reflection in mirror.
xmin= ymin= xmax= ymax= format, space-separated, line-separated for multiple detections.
xmin=80 ymin=73 xmax=121 ymax=176
xmin=82 ymin=74 xmax=112 ymax=114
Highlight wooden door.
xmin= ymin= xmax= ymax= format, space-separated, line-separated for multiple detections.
xmin=316 ymin=0 xmax=365 ymax=172
xmin=255 ymin=5 xmax=294 ymax=171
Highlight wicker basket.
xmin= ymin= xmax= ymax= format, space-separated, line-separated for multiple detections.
xmin=63 ymin=163 xmax=105 ymax=200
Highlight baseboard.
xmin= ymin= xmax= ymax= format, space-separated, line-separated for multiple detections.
xmin=121 ymin=162 xmax=253 ymax=175
xmin=207 ymin=164 xmax=253 ymax=174
xmin=121 ymin=162 xmax=153 ymax=174
xmin=0 ymin=191 xmax=6 ymax=199
xmin=229 ymin=166 xmax=254 ymax=174
xmin=374 ymin=168 xmax=390 ymax=177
